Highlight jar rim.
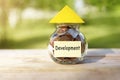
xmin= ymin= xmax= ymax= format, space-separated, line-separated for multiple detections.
xmin=56 ymin=23 xmax=80 ymax=28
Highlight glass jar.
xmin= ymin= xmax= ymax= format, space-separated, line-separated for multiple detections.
xmin=48 ymin=23 xmax=87 ymax=64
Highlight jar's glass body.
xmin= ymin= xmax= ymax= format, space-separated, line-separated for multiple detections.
xmin=48 ymin=24 xmax=87 ymax=64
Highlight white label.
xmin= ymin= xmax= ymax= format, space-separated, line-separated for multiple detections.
xmin=54 ymin=41 xmax=81 ymax=57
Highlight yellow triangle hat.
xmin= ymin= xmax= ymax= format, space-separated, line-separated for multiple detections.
xmin=49 ymin=5 xmax=84 ymax=23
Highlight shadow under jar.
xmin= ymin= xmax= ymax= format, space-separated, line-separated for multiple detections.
xmin=48 ymin=24 xmax=87 ymax=64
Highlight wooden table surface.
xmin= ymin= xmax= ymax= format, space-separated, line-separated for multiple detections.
xmin=0 ymin=49 xmax=120 ymax=80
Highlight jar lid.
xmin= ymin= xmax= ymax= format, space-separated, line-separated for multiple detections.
xmin=49 ymin=5 xmax=85 ymax=23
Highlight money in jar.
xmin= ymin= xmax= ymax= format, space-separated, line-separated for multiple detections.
xmin=48 ymin=5 xmax=88 ymax=64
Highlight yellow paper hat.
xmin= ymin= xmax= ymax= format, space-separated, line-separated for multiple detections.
xmin=49 ymin=5 xmax=84 ymax=23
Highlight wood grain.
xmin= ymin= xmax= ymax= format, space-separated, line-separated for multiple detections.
xmin=0 ymin=49 xmax=119 ymax=80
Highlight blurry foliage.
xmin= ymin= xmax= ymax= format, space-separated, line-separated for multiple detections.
xmin=85 ymin=0 xmax=120 ymax=11
xmin=10 ymin=0 xmax=30 ymax=9
xmin=0 ymin=0 xmax=120 ymax=48
xmin=10 ymin=0 xmax=73 ymax=10
xmin=30 ymin=0 xmax=73 ymax=10
xmin=0 ymin=0 xmax=74 ymax=48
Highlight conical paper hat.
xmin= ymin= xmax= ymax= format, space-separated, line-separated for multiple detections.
xmin=49 ymin=5 xmax=84 ymax=23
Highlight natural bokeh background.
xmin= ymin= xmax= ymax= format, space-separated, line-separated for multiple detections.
xmin=0 ymin=0 xmax=120 ymax=49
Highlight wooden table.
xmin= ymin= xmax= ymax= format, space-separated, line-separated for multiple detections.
xmin=0 ymin=49 xmax=120 ymax=80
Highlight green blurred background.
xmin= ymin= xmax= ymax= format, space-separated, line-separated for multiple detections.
xmin=0 ymin=0 xmax=120 ymax=49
